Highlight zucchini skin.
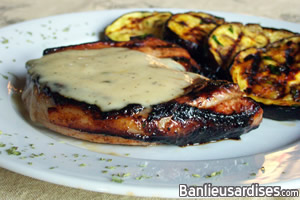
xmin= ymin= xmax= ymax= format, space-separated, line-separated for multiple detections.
xmin=230 ymin=36 xmax=300 ymax=120
xmin=163 ymin=12 xmax=225 ymax=78
xmin=261 ymin=104 xmax=300 ymax=121
xmin=104 ymin=11 xmax=172 ymax=41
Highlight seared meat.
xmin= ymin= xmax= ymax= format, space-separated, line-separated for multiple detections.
xmin=23 ymin=37 xmax=263 ymax=146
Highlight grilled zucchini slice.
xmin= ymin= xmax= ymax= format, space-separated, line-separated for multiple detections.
xmin=208 ymin=23 xmax=296 ymax=77
xmin=163 ymin=12 xmax=225 ymax=78
xmin=104 ymin=11 xmax=172 ymax=41
xmin=230 ymin=36 xmax=300 ymax=120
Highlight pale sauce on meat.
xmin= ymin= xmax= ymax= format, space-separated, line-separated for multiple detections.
xmin=27 ymin=48 xmax=200 ymax=111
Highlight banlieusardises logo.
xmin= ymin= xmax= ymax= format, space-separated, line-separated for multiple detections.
xmin=179 ymin=183 xmax=299 ymax=197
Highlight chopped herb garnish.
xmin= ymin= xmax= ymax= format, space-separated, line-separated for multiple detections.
xmin=99 ymin=157 xmax=106 ymax=161
xmin=228 ymin=25 xmax=234 ymax=33
xmin=29 ymin=153 xmax=44 ymax=158
xmin=101 ymin=170 xmax=108 ymax=174
xmin=192 ymin=174 xmax=201 ymax=178
xmin=0 ymin=143 xmax=6 ymax=147
xmin=263 ymin=56 xmax=273 ymax=60
xmin=48 ymin=143 xmax=54 ymax=145
xmin=91 ymin=32 xmax=96 ymax=36
xmin=111 ymin=176 xmax=124 ymax=183
xmin=205 ymin=170 xmax=223 ymax=178
xmin=124 ymin=153 xmax=130 ymax=156
xmin=106 ymin=159 xmax=112 ymax=162
xmin=115 ymin=173 xmax=131 ymax=178
xmin=73 ymin=154 xmax=79 ymax=158
xmin=105 ymin=166 xmax=116 ymax=170
xmin=139 ymin=164 xmax=147 ymax=168
xmin=49 ymin=166 xmax=58 ymax=170
xmin=1 ymin=37 xmax=9 ymax=44
xmin=250 ymin=172 xmax=256 ymax=176
xmin=62 ymin=26 xmax=70 ymax=32
xmin=243 ymin=162 xmax=249 ymax=166
xmin=135 ymin=175 xmax=152 ymax=180
xmin=184 ymin=168 xmax=189 ymax=171
xmin=124 ymin=165 xmax=128 ymax=168
xmin=6 ymin=146 xmax=21 ymax=156
xmin=265 ymin=80 xmax=273 ymax=85
xmin=27 ymin=32 xmax=32 ymax=35
xmin=29 ymin=144 xmax=35 ymax=149
xmin=27 ymin=162 xmax=32 ymax=165
xmin=0 ymin=73 xmax=8 ymax=80
xmin=212 ymin=35 xmax=223 ymax=46
xmin=79 ymin=163 xmax=86 ymax=167
xmin=268 ymin=64 xmax=280 ymax=75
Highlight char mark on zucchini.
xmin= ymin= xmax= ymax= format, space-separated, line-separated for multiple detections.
xmin=230 ymin=36 xmax=300 ymax=120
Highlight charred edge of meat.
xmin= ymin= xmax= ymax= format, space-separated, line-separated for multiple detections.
xmin=146 ymin=101 xmax=261 ymax=146
xmin=43 ymin=37 xmax=175 ymax=55
xmin=39 ymin=78 xmax=261 ymax=146
xmin=260 ymin=104 xmax=300 ymax=121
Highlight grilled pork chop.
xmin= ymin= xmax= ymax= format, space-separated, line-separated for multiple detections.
xmin=22 ymin=37 xmax=263 ymax=146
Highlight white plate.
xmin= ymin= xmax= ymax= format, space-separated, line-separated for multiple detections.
xmin=0 ymin=8 xmax=299 ymax=198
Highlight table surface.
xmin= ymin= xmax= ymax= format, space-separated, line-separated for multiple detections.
xmin=0 ymin=0 xmax=299 ymax=199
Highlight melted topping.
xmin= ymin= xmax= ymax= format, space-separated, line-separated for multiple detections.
xmin=27 ymin=48 xmax=200 ymax=111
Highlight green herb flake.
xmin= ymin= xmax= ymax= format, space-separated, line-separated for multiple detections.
xmin=243 ymin=162 xmax=249 ymax=166
xmin=263 ymin=56 xmax=273 ymax=60
xmin=265 ymin=80 xmax=273 ymax=85
xmin=99 ymin=157 xmax=106 ymax=161
xmin=48 ymin=143 xmax=54 ymax=145
xmin=184 ymin=168 xmax=189 ymax=171
xmin=212 ymin=35 xmax=223 ymax=46
xmin=123 ymin=165 xmax=128 ymax=168
xmin=0 ymin=73 xmax=8 ymax=80
xmin=29 ymin=153 xmax=44 ymax=158
xmin=111 ymin=176 xmax=124 ymax=183
xmin=139 ymin=164 xmax=147 ymax=168
xmin=135 ymin=175 xmax=152 ymax=180
xmin=27 ymin=32 xmax=32 ymax=36
xmin=250 ymin=172 xmax=256 ymax=176
xmin=268 ymin=64 xmax=281 ymax=75
xmin=79 ymin=163 xmax=86 ymax=167
xmin=27 ymin=162 xmax=32 ymax=165
xmin=1 ymin=37 xmax=9 ymax=44
xmin=192 ymin=174 xmax=201 ymax=178
xmin=205 ymin=170 xmax=223 ymax=178
xmin=0 ymin=143 xmax=6 ymax=147
xmin=228 ymin=25 xmax=234 ymax=34
xmin=116 ymin=173 xmax=131 ymax=178
xmin=29 ymin=144 xmax=35 ymax=149
xmin=6 ymin=146 xmax=21 ymax=156
xmin=73 ymin=154 xmax=79 ymax=158
xmin=91 ymin=32 xmax=96 ymax=36
xmin=49 ymin=166 xmax=57 ymax=170
xmin=101 ymin=170 xmax=108 ymax=174
xmin=105 ymin=166 xmax=116 ymax=170
xmin=62 ymin=26 xmax=70 ymax=32
xmin=124 ymin=153 xmax=130 ymax=156
xmin=106 ymin=159 xmax=112 ymax=162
